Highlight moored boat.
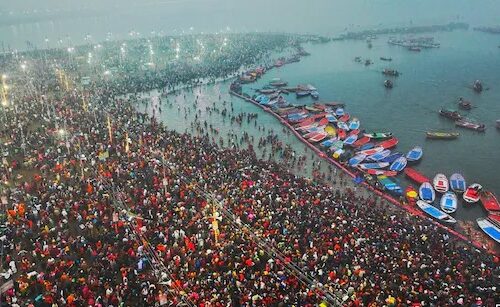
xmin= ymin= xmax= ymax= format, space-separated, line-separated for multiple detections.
xmin=433 ymin=173 xmax=449 ymax=193
xmin=480 ymin=191 xmax=500 ymax=213
xmin=426 ymin=131 xmax=459 ymax=140
xmin=348 ymin=118 xmax=360 ymax=130
xmin=405 ymin=185 xmax=418 ymax=204
xmin=343 ymin=134 xmax=358 ymax=146
xmin=358 ymin=162 xmax=390 ymax=170
xmin=320 ymin=137 xmax=337 ymax=148
xmin=389 ymin=156 xmax=407 ymax=172
xmin=358 ymin=146 xmax=384 ymax=156
xmin=335 ymin=108 xmax=345 ymax=117
xmin=455 ymin=119 xmax=486 ymax=132
xmin=352 ymin=136 xmax=371 ymax=148
xmin=449 ymin=173 xmax=466 ymax=193
xmin=309 ymin=132 xmax=328 ymax=143
xmin=324 ymin=125 xmax=336 ymax=136
xmin=496 ymin=119 xmax=500 ymax=129
xmin=337 ymin=129 xmax=347 ymax=140
xmin=380 ymin=152 xmax=403 ymax=164
xmin=404 ymin=167 xmax=430 ymax=185
xmin=417 ymin=201 xmax=457 ymax=224
xmin=364 ymin=132 xmax=393 ymax=139
xmin=377 ymin=137 xmax=399 ymax=149
xmin=440 ymin=191 xmax=458 ymax=214
xmin=419 ymin=182 xmax=436 ymax=203
xmin=366 ymin=149 xmax=391 ymax=161
xmin=406 ymin=146 xmax=423 ymax=162
xmin=338 ymin=113 xmax=350 ymax=123
xmin=296 ymin=91 xmax=310 ymax=98
xmin=377 ymin=175 xmax=403 ymax=195
xmin=463 ymin=183 xmax=482 ymax=203
xmin=384 ymin=79 xmax=393 ymax=88
xmin=348 ymin=153 xmax=366 ymax=167
xmin=382 ymin=69 xmax=400 ymax=77
xmin=325 ymin=113 xmax=337 ymax=123
xmin=337 ymin=121 xmax=349 ymax=131
xmin=476 ymin=218 xmax=500 ymax=243
xmin=358 ymin=142 xmax=374 ymax=151
xmin=380 ymin=57 xmax=392 ymax=61
xmin=439 ymin=109 xmax=462 ymax=121
xmin=458 ymin=97 xmax=472 ymax=110
xmin=364 ymin=169 xmax=397 ymax=176
xmin=472 ymin=79 xmax=483 ymax=93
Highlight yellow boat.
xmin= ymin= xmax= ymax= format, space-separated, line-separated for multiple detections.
xmin=324 ymin=124 xmax=337 ymax=137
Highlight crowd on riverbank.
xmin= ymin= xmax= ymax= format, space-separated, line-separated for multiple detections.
xmin=0 ymin=33 xmax=499 ymax=306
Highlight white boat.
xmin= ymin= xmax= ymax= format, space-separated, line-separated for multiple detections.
xmin=449 ymin=173 xmax=466 ymax=193
xmin=417 ymin=201 xmax=456 ymax=223
xmin=433 ymin=173 xmax=449 ymax=193
xmin=477 ymin=218 xmax=500 ymax=244
xmin=440 ymin=191 xmax=458 ymax=214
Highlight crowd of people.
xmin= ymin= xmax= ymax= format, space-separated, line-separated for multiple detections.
xmin=0 ymin=33 xmax=499 ymax=306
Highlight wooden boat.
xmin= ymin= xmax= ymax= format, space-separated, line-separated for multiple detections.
xmin=417 ymin=201 xmax=456 ymax=224
xmin=433 ymin=173 xmax=449 ymax=193
xmin=377 ymin=175 xmax=403 ymax=195
xmin=480 ymin=191 xmax=500 ymax=213
xmin=426 ymin=131 xmax=459 ymax=139
xmin=439 ymin=109 xmax=462 ymax=121
xmin=358 ymin=146 xmax=384 ymax=156
xmin=404 ymin=167 xmax=430 ymax=185
xmin=337 ymin=129 xmax=347 ymax=140
xmin=320 ymin=137 xmax=337 ymax=147
xmin=455 ymin=119 xmax=486 ymax=132
xmin=440 ymin=191 xmax=458 ymax=214
xmin=309 ymin=132 xmax=328 ymax=143
xmin=335 ymin=108 xmax=345 ymax=117
xmin=389 ymin=156 xmax=407 ymax=172
xmin=324 ymin=125 xmax=336 ymax=136
xmin=380 ymin=152 xmax=403 ymax=164
xmin=463 ymin=183 xmax=482 ymax=203
xmin=358 ymin=162 xmax=389 ymax=170
xmin=449 ymin=173 xmax=466 ymax=193
xmin=343 ymin=134 xmax=358 ymax=146
xmin=476 ymin=218 xmax=500 ymax=243
xmin=348 ymin=153 xmax=366 ymax=167
xmin=364 ymin=132 xmax=393 ymax=139
xmin=367 ymin=149 xmax=391 ymax=161
xmin=419 ymin=182 xmax=435 ymax=203
xmin=405 ymin=185 xmax=418 ymax=204
xmin=365 ymin=169 xmax=398 ymax=176
xmin=348 ymin=118 xmax=360 ymax=130
xmin=406 ymin=146 xmax=423 ymax=162
xmin=377 ymin=137 xmax=398 ymax=149
xmin=352 ymin=136 xmax=371 ymax=148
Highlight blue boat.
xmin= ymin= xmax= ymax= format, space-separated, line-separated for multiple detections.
xmin=367 ymin=149 xmax=391 ymax=161
xmin=477 ymin=218 xmax=500 ymax=244
xmin=348 ymin=118 xmax=360 ymax=130
xmin=358 ymin=162 xmax=389 ymax=170
xmin=377 ymin=175 xmax=403 ymax=195
xmin=440 ymin=191 xmax=458 ymax=214
xmin=326 ymin=114 xmax=337 ymax=123
xmin=389 ymin=156 xmax=407 ymax=172
xmin=449 ymin=173 xmax=466 ymax=193
xmin=406 ymin=146 xmax=423 ymax=162
xmin=417 ymin=201 xmax=456 ymax=224
xmin=320 ymin=137 xmax=337 ymax=147
xmin=358 ymin=142 xmax=374 ymax=151
xmin=419 ymin=182 xmax=435 ymax=203
xmin=348 ymin=153 xmax=366 ymax=166
xmin=335 ymin=108 xmax=345 ymax=117
xmin=380 ymin=152 xmax=403 ymax=163
xmin=343 ymin=134 xmax=358 ymax=146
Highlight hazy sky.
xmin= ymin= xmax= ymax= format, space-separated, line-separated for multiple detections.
xmin=1 ymin=0 xmax=499 ymax=49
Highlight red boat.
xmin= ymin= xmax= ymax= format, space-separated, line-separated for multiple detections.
xmin=405 ymin=185 xmax=418 ymax=204
xmin=337 ymin=129 xmax=347 ymax=140
xmin=353 ymin=136 xmax=371 ymax=148
xmin=303 ymin=131 xmax=320 ymax=139
xmin=377 ymin=137 xmax=399 ymax=149
xmin=312 ymin=103 xmax=327 ymax=110
xmin=309 ymin=132 xmax=328 ymax=143
xmin=489 ymin=213 xmax=500 ymax=225
xmin=348 ymin=129 xmax=360 ymax=137
xmin=338 ymin=114 xmax=350 ymax=122
xmin=317 ymin=117 xmax=329 ymax=126
xmin=480 ymin=191 xmax=500 ymax=212
xmin=296 ymin=117 xmax=315 ymax=127
xmin=404 ymin=167 xmax=430 ymax=185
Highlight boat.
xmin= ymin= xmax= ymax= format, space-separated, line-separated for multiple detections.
xmin=389 ymin=156 xmax=407 ymax=172
xmin=382 ymin=69 xmax=400 ymax=77
xmin=380 ymin=152 xmax=403 ymax=164
xmin=417 ymin=201 xmax=456 ymax=224
xmin=377 ymin=175 xmax=403 ymax=195
xmin=332 ymin=148 xmax=345 ymax=159
xmin=325 ymin=114 xmax=337 ymax=123
xmin=305 ymin=106 xmax=322 ymax=112
xmin=317 ymin=118 xmax=329 ymax=127
xmin=419 ymin=182 xmax=435 ymax=203
xmin=408 ymin=47 xmax=421 ymax=52
xmin=324 ymin=102 xmax=345 ymax=108
xmin=269 ymin=81 xmax=288 ymax=87
xmin=324 ymin=125 xmax=337 ymax=136
xmin=458 ymin=98 xmax=472 ymax=110
xmin=472 ymin=80 xmax=483 ymax=93
xmin=352 ymin=136 xmax=371 ymax=148
xmin=447 ymin=173 xmax=466 ymax=193
xmin=380 ymin=57 xmax=392 ymax=61
xmin=406 ymin=146 xmax=423 ymax=162
xmin=496 ymin=119 xmax=500 ymax=129
xmin=480 ymin=191 xmax=500 ymax=212
xmin=404 ymin=167 xmax=430 ymax=185
xmin=312 ymin=103 xmax=327 ymax=110
xmin=439 ymin=109 xmax=462 ymax=121
xmin=358 ymin=146 xmax=384 ymax=156
xmin=477 ymin=218 xmax=500 ymax=243
xmin=336 ymin=128 xmax=346 ymax=140
xmin=320 ymin=137 xmax=337 ymax=148
xmin=337 ymin=121 xmax=349 ymax=131
xmin=426 ymin=131 xmax=459 ymax=140
xmin=348 ymin=118 xmax=360 ymax=130
xmin=310 ymin=91 xmax=319 ymax=99
xmin=258 ymin=89 xmax=278 ymax=94
xmin=358 ymin=143 xmax=374 ymax=151
xmin=335 ymin=108 xmax=345 ymax=117
xmin=384 ymin=80 xmax=393 ymax=89
xmin=455 ymin=119 xmax=486 ymax=132
xmin=338 ymin=114 xmax=350 ymax=123
xmin=348 ymin=153 xmax=366 ymax=167
xmin=364 ymin=132 xmax=393 ymax=139
xmin=405 ymin=185 xmax=418 ymax=204
xmin=440 ymin=191 xmax=458 ymax=214
xmin=367 ymin=149 xmax=391 ymax=162
xmin=463 ymin=183 xmax=482 ymax=203
xmin=358 ymin=162 xmax=390 ymax=170
xmin=347 ymin=129 xmax=360 ymax=137
xmin=490 ymin=213 xmax=500 ymax=225
xmin=354 ymin=56 xmax=362 ymax=63
xmin=343 ymin=134 xmax=358 ymax=146
xmin=329 ymin=140 xmax=344 ymax=152
xmin=365 ymin=59 xmax=372 ymax=66
xmin=296 ymin=91 xmax=310 ymax=98
xmin=364 ymin=169 xmax=398 ymax=176
xmin=433 ymin=173 xmax=449 ymax=193
xmin=309 ymin=132 xmax=328 ymax=143
xmin=377 ymin=137 xmax=398 ymax=149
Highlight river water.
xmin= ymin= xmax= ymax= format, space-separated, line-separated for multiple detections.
xmin=142 ymin=29 xmax=500 ymax=223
